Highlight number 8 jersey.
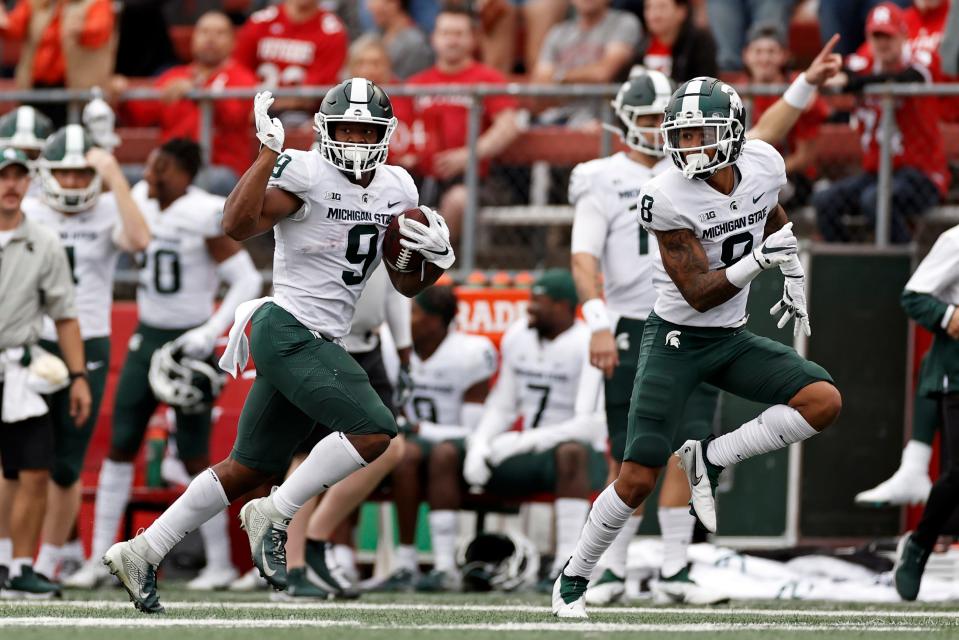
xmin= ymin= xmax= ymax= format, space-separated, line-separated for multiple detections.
xmin=267 ymin=148 xmax=418 ymax=338
xmin=639 ymin=139 xmax=786 ymax=328
xmin=132 ymin=181 xmax=224 ymax=329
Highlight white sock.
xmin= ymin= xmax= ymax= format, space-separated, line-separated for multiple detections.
xmin=61 ymin=539 xmax=84 ymax=562
xmin=271 ymin=433 xmax=366 ymax=519
xmin=11 ymin=557 xmax=30 ymax=577
xmin=92 ymin=460 xmax=134 ymax=559
xmin=706 ymin=405 xmax=818 ymax=468
xmin=659 ymin=507 xmax=695 ymax=578
xmin=428 ymin=510 xmax=457 ymax=573
xmin=396 ymin=544 xmax=418 ymax=573
xmin=34 ymin=543 xmax=61 ymax=578
xmin=333 ymin=544 xmax=357 ymax=578
xmin=199 ymin=507 xmax=233 ymax=571
xmin=598 ymin=515 xmax=642 ymax=578
xmin=565 ymin=484 xmax=635 ymax=579
xmin=142 ymin=468 xmax=230 ymax=558
xmin=0 ymin=538 xmax=12 ymax=566
xmin=552 ymin=498 xmax=590 ymax=574
xmin=902 ymin=440 xmax=933 ymax=473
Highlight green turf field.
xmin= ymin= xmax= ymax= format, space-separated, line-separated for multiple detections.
xmin=3 ymin=585 xmax=959 ymax=640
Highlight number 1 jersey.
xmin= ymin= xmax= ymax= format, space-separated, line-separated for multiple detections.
xmin=267 ymin=149 xmax=419 ymax=338
xmin=639 ymin=139 xmax=786 ymax=328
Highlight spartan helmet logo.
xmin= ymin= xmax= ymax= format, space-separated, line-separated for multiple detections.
xmin=665 ymin=330 xmax=682 ymax=349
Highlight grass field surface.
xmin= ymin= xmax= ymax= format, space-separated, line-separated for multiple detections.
xmin=2 ymin=585 xmax=959 ymax=640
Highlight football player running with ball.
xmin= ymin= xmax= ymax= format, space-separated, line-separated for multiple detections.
xmin=103 ymin=78 xmax=453 ymax=614
xmin=554 ymin=76 xmax=842 ymax=618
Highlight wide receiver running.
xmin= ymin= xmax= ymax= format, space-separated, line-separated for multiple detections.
xmin=102 ymin=77 xmax=453 ymax=614
xmin=554 ymin=76 xmax=842 ymax=618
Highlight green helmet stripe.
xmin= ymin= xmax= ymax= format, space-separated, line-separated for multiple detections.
xmin=349 ymin=77 xmax=369 ymax=104
xmin=16 ymin=107 xmax=35 ymax=139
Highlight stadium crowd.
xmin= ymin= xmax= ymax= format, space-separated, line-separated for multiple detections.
xmin=0 ymin=0 xmax=955 ymax=609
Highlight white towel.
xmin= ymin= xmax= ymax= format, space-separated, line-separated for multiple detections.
xmin=1 ymin=348 xmax=50 ymax=423
xmin=218 ymin=296 xmax=274 ymax=378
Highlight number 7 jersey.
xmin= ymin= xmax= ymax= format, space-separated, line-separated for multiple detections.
xmin=639 ymin=139 xmax=786 ymax=328
xmin=267 ymin=149 xmax=419 ymax=338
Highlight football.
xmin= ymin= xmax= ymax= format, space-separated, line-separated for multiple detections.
xmin=383 ymin=207 xmax=428 ymax=274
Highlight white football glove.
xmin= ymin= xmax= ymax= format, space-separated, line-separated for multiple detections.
xmin=253 ymin=91 xmax=284 ymax=154
xmin=770 ymin=255 xmax=811 ymax=337
xmin=463 ymin=440 xmax=492 ymax=489
xmin=174 ymin=325 xmax=218 ymax=359
xmin=82 ymin=88 xmax=120 ymax=152
xmin=751 ymin=221 xmax=798 ymax=270
xmin=399 ymin=205 xmax=456 ymax=270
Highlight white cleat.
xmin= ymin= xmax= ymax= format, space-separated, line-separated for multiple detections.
xmin=62 ymin=559 xmax=112 ymax=589
xmin=855 ymin=468 xmax=932 ymax=507
xmin=186 ymin=565 xmax=239 ymax=591
xmin=584 ymin=568 xmax=626 ymax=605
xmin=102 ymin=536 xmax=165 ymax=614
xmin=652 ymin=566 xmax=730 ymax=605
xmin=675 ymin=439 xmax=719 ymax=533
xmin=551 ymin=564 xmax=589 ymax=619
xmin=228 ymin=567 xmax=269 ymax=592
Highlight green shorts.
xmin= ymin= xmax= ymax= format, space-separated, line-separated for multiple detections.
xmin=230 ymin=302 xmax=396 ymax=476
xmin=606 ymin=317 xmax=720 ymax=462
xmin=485 ymin=445 xmax=608 ymax=495
xmin=625 ymin=312 xmax=834 ymax=468
xmin=112 ymin=323 xmax=212 ymax=462
xmin=39 ymin=337 xmax=110 ymax=487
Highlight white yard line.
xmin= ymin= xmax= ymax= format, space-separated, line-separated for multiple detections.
xmin=0 ymin=617 xmax=933 ymax=633
xmin=1 ymin=599 xmax=957 ymax=620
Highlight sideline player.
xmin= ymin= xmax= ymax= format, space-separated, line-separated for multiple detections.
xmin=66 ymin=139 xmax=262 ymax=589
xmin=554 ymin=76 xmax=842 ymax=618
xmin=25 ymin=126 xmax=151 ymax=582
xmin=569 ymin=38 xmax=843 ymax=604
xmin=102 ymin=78 xmax=454 ymax=613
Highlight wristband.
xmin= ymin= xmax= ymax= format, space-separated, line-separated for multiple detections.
xmin=725 ymin=250 xmax=764 ymax=288
xmin=69 ymin=371 xmax=87 ymax=382
xmin=783 ymin=72 xmax=817 ymax=110
xmin=582 ymin=298 xmax=611 ymax=333
xmin=943 ymin=305 xmax=957 ymax=330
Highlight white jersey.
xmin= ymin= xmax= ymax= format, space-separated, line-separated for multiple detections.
xmin=491 ymin=318 xmax=605 ymax=450
xmin=640 ymin=139 xmax=786 ymax=328
xmin=267 ymin=149 xmax=419 ymax=338
xmin=408 ymin=331 xmax=498 ymax=426
xmin=25 ymin=193 xmax=122 ymax=340
xmin=905 ymin=223 xmax=959 ymax=306
xmin=569 ymin=152 xmax=671 ymax=322
xmin=132 ymin=181 xmax=223 ymax=329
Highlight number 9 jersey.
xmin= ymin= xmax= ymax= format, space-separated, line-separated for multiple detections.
xmin=132 ymin=181 xmax=224 ymax=329
xmin=638 ymin=139 xmax=786 ymax=328
xmin=267 ymin=148 xmax=419 ymax=338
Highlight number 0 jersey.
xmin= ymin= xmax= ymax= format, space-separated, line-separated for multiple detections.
xmin=408 ymin=331 xmax=499 ymax=425
xmin=131 ymin=181 xmax=224 ymax=329
xmin=488 ymin=318 xmax=605 ymax=450
xmin=25 ymin=193 xmax=122 ymax=340
xmin=639 ymin=139 xmax=786 ymax=328
xmin=569 ymin=152 xmax=670 ymax=323
xmin=267 ymin=149 xmax=419 ymax=338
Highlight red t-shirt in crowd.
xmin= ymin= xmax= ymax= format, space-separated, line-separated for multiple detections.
xmin=405 ymin=62 xmax=518 ymax=178
xmin=234 ymin=4 xmax=347 ymax=87
xmin=846 ymin=47 xmax=950 ymax=197
xmin=904 ymin=1 xmax=959 ymax=122
xmin=642 ymin=38 xmax=673 ymax=79
xmin=387 ymin=95 xmax=419 ymax=162
xmin=752 ymin=74 xmax=829 ymax=179
xmin=121 ymin=59 xmax=258 ymax=177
